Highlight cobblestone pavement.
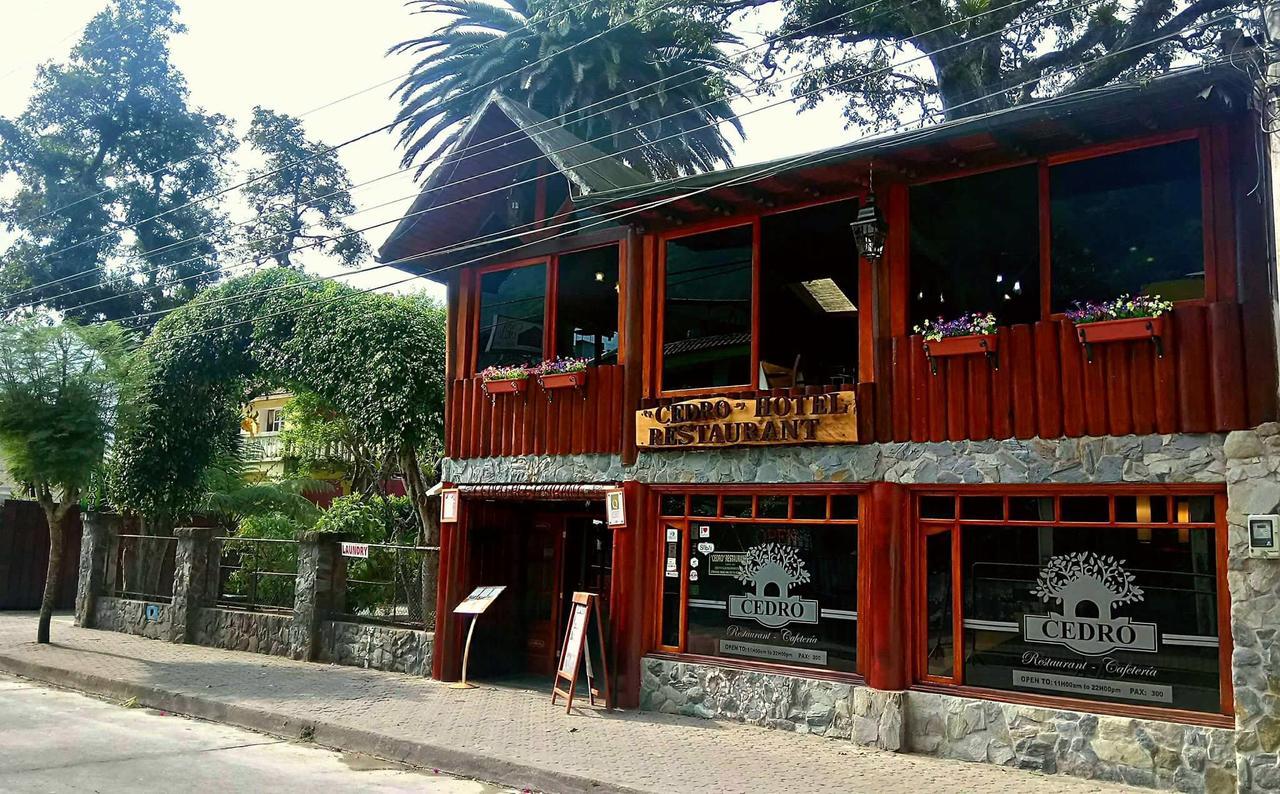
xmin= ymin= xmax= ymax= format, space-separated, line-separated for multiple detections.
xmin=0 ymin=614 xmax=1137 ymax=794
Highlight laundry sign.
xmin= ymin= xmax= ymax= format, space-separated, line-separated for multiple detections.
xmin=340 ymin=542 xmax=370 ymax=559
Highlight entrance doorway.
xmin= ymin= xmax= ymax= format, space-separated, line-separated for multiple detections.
xmin=466 ymin=502 xmax=613 ymax=679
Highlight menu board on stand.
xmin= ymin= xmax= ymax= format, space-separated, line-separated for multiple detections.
xmin=551 ymin=591 xmax=611 ymax=713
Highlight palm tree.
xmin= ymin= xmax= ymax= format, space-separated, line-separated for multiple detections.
xmin=389 ymin=0 xmax=746 ymax=180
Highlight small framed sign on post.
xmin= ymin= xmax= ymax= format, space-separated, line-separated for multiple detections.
xmin=440 ymin=488 xmax=460 ymax=523
xmin=450 ymin=585 xmax=506 ymax=689
xmin=552 ymin=592 xmax=611 ymax=713
xmin=605 ymin=488 xmax=626 ymax=527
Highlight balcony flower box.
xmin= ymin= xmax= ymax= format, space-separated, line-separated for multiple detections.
xmin=534 ymin=357 xmax=590 ymax=400
xmin=480 ymin=364 xmax=530 ymax=399
xmin=1067 ymin=295 xmax=1171 ymax=361
xmin=916 ymin=312 xmax=999 ymax=374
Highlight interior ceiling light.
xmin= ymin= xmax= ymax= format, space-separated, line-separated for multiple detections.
xmin=794 ymin=278 xmax=858 ymax=314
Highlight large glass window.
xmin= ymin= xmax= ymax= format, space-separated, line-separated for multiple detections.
xmin=555 ymin=246 xmax=619 ymax=365
xmin=477 ymin=263 xmax=547 ymax=370
xmin=921 ymin=491 xmax=1223 ymax=714
xmin=1051 ymin=139 xmax=1204 ymax=310
xmin=909 ymin=166 xmax=1040 ymax=328
xmin=759 ymin=201 xmax=860 ymax=387
xmin=658 ymin=492 xmax=859 ymax=674
xmin=662 ymin=226 xmax=754 ymax=391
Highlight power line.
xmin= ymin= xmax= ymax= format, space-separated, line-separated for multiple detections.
xmin=7 ymin=0 xmax=682 ymax=290
xmin=33 ymin=0 xmax=1123 ymax=324
xmin=11 ymin=0 xmax=911 ymax=313
xmin=14 ymin=0 xmax=1059 ymax=319
xmin=82 ymin=11 xmax=1245 ymax=352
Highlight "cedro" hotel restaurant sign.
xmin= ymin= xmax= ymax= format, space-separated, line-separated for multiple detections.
xmin=636 ymin=392 xmax=857 ymax=449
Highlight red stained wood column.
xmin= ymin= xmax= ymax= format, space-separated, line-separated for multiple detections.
xmin=609 ymin=481 xmax=651 ymax=709
xmin=863 ymin=482 xmax=909 ymax=692
xmin=432 ymin=493 xmax=469 ymax=682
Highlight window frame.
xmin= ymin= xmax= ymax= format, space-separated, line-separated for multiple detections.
xmin=898 ymin=126 xmax=1227 ymax=334
xmin=653 ymin=192 xmax=870 ymax=398
xmin=468 ymin=243 xmax=625 ymax=376
xmin=651 ymin=485 xmax=868 ymax=682
xmin=912 ymin=484 xmax=1232 ymax=726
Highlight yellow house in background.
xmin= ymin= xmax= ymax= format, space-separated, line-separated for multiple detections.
xmin=240 ymin=391 xmax=292 ymax=482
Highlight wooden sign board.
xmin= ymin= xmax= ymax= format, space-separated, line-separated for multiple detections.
xmin=636 ymin=392 xmax=857 ymax=450
xmin=552 ymin=592 xmax=611 ymax=713
xmin=453 ymin=585 xmax=506 ymax=615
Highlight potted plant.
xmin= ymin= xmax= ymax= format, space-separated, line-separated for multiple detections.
xmin=916 ymin=312 xmax=999 ymax=373
xmin=480 ymin=364 xmax=530 ymax=396
xmin=535 ymin=357 xmax=590 ymax=393
xmin=1068 ymin=294 xmax=1172 ymax=361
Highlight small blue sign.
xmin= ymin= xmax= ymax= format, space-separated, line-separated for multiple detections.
xmin=145 ymin=604 xmax=160 ymax=621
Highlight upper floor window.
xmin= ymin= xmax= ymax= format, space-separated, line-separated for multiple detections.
xmin=908 ymin=135 xmax=1206 ymax=329
xmin=1050 ymin=139 xmax=1204 ymax=311
xmin=263 ymin=408 xmax=284 ymax=434
xmin=473 ymin=245 xmax=620 ymax=373
xmin=477 ymin=263 xmax=547 ymax=370
xmin=659 ymin=200 xmax=863 ymax=394
xmin=909 ymin=165 xmax=1040 ymax=328
xmin=556 ymin=246 xmax=619 ymax=365
xmin=662 ymin=226 xmax=754 ymax=392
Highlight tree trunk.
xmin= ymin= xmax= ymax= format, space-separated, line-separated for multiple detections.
xmin=399 ymin=446 xmax=441 ymax=630
xmin=36 ymin=500 xmax=71 ymax=644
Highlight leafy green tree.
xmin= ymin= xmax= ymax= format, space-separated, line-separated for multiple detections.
xmin=239 ymin=107 xmax=369 ymax=270
xmin=690 ymin=0 xmax=1256 ymax=129
xmin=389 ymin=0 xmax=745 ymax=179
xmin=0 ymin=319 xmax=129 ymax=643
xmin=198 ymin=441 xmax=331 ymax=528
xmin=110 ymin=269 xmax=446 ymax=547
xmin=0 ymin=0 xmax=235 ymax=325
xmin=314 ymin=494 xmax=428 ymax=624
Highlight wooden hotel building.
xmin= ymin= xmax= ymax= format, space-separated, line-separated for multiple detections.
xmin=379 ymin=66 xmax=1280 ymax=791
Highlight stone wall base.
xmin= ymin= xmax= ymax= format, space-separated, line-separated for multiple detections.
xmin=317 ymin=620 xmax=433 ymax=676
xmin=191 ymin=607 xmax=292 ymax=658
xmin=640 ymin=656 xmax=1234 ymax=791
xmin=92 ymin=597 xmax=171 ymax=641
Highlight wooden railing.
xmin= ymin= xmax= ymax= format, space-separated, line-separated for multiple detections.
xmin=877 ymin=301 xmax=1277 ymax=443
xmin=447 ymin=364 xmax=626 ymax=459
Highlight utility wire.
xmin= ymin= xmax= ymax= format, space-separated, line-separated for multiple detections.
xmin=79 ymin=12 xmax=1247 ymax=357
xmin=10 ymin=0 xmax=916 ymax=313
xmin=15 ymin=0 xmax=1066 ymax=318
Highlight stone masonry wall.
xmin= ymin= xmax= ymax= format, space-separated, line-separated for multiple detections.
xmin=443 ymin=434 xmax=1226 ymax=487
xmin=91 ymin=596 xmax=171 ymax=641
xmin=1223 ymin=424 xmax=1280 ymax=792
xmin=318 ymin=620 xmax=433 ymax=676
xmin=641 ymin=656 xmax=1234 ymax=791
xmin=191 ymin=607 xmax=292 ymax=658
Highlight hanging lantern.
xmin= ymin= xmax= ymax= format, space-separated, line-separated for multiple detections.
xmin=850 ymin=164 xmax=887 ymax=263
xmin=850 ymin=192 xmax=887 ymax=263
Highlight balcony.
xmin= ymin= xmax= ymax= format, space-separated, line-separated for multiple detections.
xmin=446 ymin=364 xmax=626 ymax=459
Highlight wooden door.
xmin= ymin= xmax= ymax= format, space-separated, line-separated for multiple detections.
xmin=522 ymin=516 xmax=564 ymax=675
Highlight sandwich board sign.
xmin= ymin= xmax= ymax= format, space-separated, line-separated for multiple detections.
xmin=552 ymin=592 xmax=611 ymax=713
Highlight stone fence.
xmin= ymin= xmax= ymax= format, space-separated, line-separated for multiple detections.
xmin=74 ymin=514 xmax=433 ymax=677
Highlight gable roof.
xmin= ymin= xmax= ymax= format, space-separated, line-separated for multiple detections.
xmin=376 ymin=91 xmax=646 ymax=269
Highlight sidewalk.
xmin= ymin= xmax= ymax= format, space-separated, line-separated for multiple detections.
xmin=0 ymin=613 xmax=1134 ymax=794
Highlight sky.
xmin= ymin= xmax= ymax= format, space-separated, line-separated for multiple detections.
xmin=0 ymin=1 xmax=857 ymax=302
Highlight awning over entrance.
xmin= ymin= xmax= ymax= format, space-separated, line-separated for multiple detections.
xmin=457 ymin=483 xmax=617 ymax=501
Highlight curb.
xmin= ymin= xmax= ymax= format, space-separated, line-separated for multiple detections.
xmin=0 ymin=651 xmax=640 ymax=794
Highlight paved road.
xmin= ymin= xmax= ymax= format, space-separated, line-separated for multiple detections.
xmin=0 ymin=674 xmax=506 ymax=793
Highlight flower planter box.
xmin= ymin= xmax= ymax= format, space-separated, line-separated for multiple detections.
xmin=481 ymin=378 xmax=528 ymax=397
xmin=538 ymin=370 xmax=588 ymax=399
xmin=1074 ymin=315 xmax=1166 ymax=362
xmin=922 ymin=333 xmax=999 ymax=374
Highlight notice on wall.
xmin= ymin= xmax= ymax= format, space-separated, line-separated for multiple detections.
xmin=636 ymin=393 xmax=857 ymax=450
xmin=340 ymin=542 xmax=370 ymax=559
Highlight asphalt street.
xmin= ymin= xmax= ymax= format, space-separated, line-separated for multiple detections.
xmin=0 ymin=673 xmax=508 ymax=793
